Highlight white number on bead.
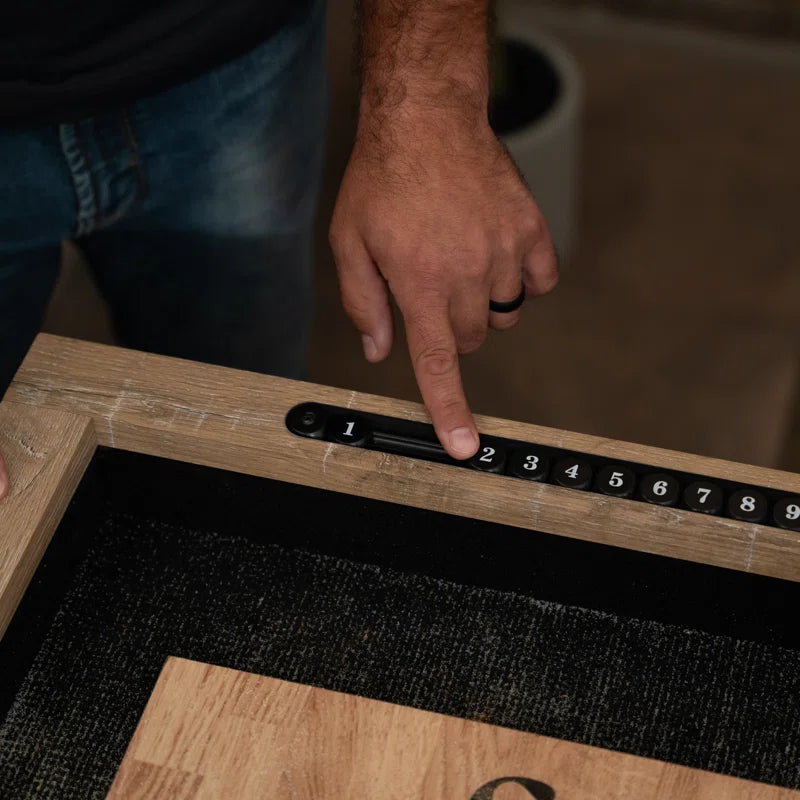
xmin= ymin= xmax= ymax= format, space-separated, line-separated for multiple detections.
xmin=740 ymin=496 xmax=756 ymax=513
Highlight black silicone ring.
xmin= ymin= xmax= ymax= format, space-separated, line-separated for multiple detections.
xmin=489 ymin=286 xmax=526 ymax=314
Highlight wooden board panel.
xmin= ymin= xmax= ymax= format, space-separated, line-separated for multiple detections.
xmin=7 ymin=333 xmax=800 ymax=581
xmin=0 ymin=400 xmax=95 ymax=637
xmin=107 ymin=657 xmax=798 ymax=800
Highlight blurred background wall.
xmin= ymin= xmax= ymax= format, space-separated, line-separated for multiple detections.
xmin=551 ymin=0 xmax=800 ymax=39
xmin=44 ymin=0 xmax=800 ymax=470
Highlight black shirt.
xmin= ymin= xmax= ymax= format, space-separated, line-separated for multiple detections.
xmin=0 ymin=1 xmax=306 ymax=124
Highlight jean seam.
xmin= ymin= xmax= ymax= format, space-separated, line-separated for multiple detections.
xmin=74 ymin=122 xmax=103 ymax=235
xmin=58 ymin=122 xmax=98 ymax=238
xmin=91 ymin=109 xmax=147 ymax=231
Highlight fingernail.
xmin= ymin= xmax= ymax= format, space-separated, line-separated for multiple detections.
xmin=450 ymin=427 xmax=478 ymax=458
xmin=362 ymin=335 xmax=378 ymax=361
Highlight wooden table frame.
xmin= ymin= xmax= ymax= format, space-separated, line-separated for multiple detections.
xmin=2 ymin=333 xmax=800 ymax=638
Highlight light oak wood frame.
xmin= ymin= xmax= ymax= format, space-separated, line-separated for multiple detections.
xmin=2 ymin=332 xmax=800 ymax=638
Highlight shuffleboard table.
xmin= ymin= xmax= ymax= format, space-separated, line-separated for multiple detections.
xmin=1 ymin=333 xmax=799 ymax=799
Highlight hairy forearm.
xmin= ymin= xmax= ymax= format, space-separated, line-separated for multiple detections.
xmin=356 ymin=0 xmax=491 ymax=127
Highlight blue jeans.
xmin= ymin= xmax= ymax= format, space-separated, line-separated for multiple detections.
xmin=0 ymin=0 xmax=326 ymax=397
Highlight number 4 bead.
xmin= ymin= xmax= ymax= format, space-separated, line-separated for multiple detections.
xmin=553 ymin=457 xmax=592 ymax=490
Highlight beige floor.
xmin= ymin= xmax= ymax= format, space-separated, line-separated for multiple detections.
xmin=44 ymin=4 xmax=800 ymax=469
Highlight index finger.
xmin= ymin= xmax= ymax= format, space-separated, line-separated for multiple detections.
xmin=404 ymin=304 xmax=479 ymax=460
xmin=0 ymin=451 xmax=7 ymax=501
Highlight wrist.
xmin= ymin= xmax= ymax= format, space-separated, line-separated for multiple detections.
xmin=359 ymin=70 xmax=489 ymax=124
xmin=356 ymin=79 xmax=491 ymax=153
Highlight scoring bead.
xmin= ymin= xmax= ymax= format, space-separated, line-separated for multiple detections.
xmin=639 ymin=473 xmax=680 ymax=507
xmin=329 ymin=415 xmax=370 ymax=446
xmin=594 ymin=465 xmax=636 ymax=498
xmin=727 ymin=488 xmax=768 ymax=523
xmin=683 ymin=480 xmax=724 ymax=515
xmin=773 ymin=496 xmax=800 ymax=531
xmin=469 ymin=439 xmax=507 ymax=473
xmin=506 ymin=447 xmax=549 ymax=481
xmin=553 ymin=457 xmax=592 ymax=490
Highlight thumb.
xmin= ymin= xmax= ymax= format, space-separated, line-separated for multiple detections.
xmin=330 ymin=228 xmax=394 ymax=362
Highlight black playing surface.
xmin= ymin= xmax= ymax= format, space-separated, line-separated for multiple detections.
xmin=1 ymin=447 xmax=800 ymax=798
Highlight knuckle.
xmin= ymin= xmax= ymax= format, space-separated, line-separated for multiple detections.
xmin=463 ymin=258 xmax=487 ymax=281
xmin=416 ymin=264 xmax=444 ymax=290
xmin=528 ymin=213 xmax=543 ymax=237
xmin=457 ymin=325 xmax=487 ymax=354
xmin=341 ymin=293 xmax=370 ymax=323
xmin=395 ymin=261 xmax=440 ymax=301
xmin=519 ymin=210 xmax=543 ymax=243
xmin=496 ymin=226 xmax=519 ymax=258
xmin=541 ymin=269 xmax=560 ymax=293
xmin=527 ymin=262 xmax=560 ymax=296
xmin=415 ymin=346 xmax=457 ymax=377
xmin=477 ymin=240 xmax=496 ymax=270
xmin=456 ymin=236 xmax=490 ymax=272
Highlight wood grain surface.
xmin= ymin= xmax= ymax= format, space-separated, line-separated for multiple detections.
xmin=0 ymin=400 xmax=95 ymax=637
xmin=6 ymin=333 xmax=800 ymax=582
xmin=107 ymin=657 xmax=798 ymax=800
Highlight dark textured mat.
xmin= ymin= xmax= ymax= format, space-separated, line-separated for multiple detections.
xmin=1 ymin=449 xmax=800 ymax=798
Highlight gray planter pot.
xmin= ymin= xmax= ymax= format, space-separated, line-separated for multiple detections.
xmin=491 ymin=22 xmax=583 ymax=264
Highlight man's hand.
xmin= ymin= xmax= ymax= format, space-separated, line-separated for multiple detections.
xmin=0 ymin=452 xmax=7 ymax=501
xmin=330 ymin=0 xmax=558 ymax=460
